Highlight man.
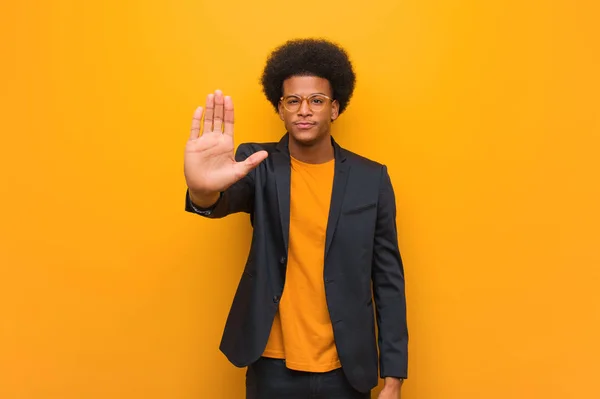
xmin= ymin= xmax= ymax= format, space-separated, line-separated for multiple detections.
xmin=184 ymin=39 xmax=408 ymax=399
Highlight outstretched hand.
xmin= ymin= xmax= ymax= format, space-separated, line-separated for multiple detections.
xmin=184 ymin=90 xmax=268 ymax=196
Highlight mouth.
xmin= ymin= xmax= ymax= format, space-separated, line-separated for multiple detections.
xmin=294 ymin=121 xmax=317 ymax=130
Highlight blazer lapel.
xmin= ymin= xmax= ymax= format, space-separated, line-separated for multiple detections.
xmin=273 ymin=134 xmax=350 ymax=259
xmin=274 ymin=135 xmax=291 ymax=252
xmin=325 ymin=138 xmax=350 ymax=259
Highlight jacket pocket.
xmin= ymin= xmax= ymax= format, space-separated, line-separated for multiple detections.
xmin=342 ymin=202 xmax=377 ymax=215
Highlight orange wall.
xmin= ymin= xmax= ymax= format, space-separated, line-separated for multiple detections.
xmin=1 ymin=1 xmax=599 ymax=398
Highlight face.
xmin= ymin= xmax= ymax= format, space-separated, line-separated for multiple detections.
xmin=278 ymin=76 xmax=339 ymax=147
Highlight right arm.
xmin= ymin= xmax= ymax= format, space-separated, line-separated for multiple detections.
xmin=183 ymin=90 xmax=268 ymax=218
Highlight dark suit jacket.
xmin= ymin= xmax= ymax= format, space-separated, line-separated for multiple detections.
xmin=185 ymin=134 xmax=408 ymax=393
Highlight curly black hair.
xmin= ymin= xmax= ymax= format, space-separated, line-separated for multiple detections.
xmin=261 ymin=38 xmax=356 ymax=115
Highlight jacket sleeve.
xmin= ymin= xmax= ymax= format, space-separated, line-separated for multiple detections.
xmin=372 ymin=165 xmax=409 ymax=379
xmin=185 ymin=143 xmax=256 ymax=218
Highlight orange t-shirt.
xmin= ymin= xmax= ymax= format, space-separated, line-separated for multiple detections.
xmin=262 ymin=156 xmax=341 ymax=372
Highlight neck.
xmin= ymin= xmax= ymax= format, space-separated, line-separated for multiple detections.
xmin=288 ymin=134 xmax=334 ymax=164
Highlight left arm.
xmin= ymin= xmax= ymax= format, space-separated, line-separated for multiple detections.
xmin=372 ymin=165 xmax=408 ymax=396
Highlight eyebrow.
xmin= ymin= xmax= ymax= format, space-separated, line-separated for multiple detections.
xmin=286 ymin=92 xmax=328 ymax=97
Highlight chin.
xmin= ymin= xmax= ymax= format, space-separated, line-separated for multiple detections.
xmin=289 ymin=128 xmax=325 ymax=147
xmin=291 ymin=132 xmax=317 ymax=146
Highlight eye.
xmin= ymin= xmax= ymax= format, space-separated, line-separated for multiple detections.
xmin=286 ymin=98 xmax=300 ymax=104
xmin=310 ymin=96 xmax=326 ymax=104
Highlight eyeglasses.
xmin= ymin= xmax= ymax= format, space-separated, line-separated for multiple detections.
xmin=279 ymin=94 xmax=334 ymax=113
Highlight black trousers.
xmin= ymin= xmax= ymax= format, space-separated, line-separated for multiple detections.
xmin=245 ymin=357 xmax=371 ymax=399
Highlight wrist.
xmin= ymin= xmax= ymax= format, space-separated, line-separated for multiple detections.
xmin=188 ymin=189 xmax=220 ymax=208
xmin=383 ymin=377 xmax=403 ymax=388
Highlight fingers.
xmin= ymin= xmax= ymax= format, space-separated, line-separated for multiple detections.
xmin=203 ymin=93 xmax=215 ymax=133
xmin=241 ymin=150 xmax=269 ymax=173
xmin=199 ymin=90 xmax=232 ymax=135
xmin=223 ymin=96 xmax=234 ymax=137
xmin=190 ymin=106 xmax=203 ymax=139
xmin=213 ymin=90 xmax=224 ymax=132
xmin=233 ymin=150 xmax=269 ymax=178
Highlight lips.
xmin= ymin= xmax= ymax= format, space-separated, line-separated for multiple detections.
xmin=294 ymin=121 xmax=316 ymax=129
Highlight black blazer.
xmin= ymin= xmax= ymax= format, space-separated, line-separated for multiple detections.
xmin=185 ymin=134 xmax=408 ymax=393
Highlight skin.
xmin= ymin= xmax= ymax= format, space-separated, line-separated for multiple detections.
xmin=277 ymin=75 xmax=339 ymax=164
xmin=379 ymin=377 xmax=403 ymax=399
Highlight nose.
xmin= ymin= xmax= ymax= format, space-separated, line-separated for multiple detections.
xmin=297 ymin=98 xmax=313 ymax=116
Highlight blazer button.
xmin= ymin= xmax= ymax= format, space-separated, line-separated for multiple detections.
xmin=273 ymin=295 xmax=280 ymax=303
xmin=279 ymin=256 xmax=286 ymax=264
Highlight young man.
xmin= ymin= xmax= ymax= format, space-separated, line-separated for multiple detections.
xmin=184 ymin=39 xmax=408 ymax=399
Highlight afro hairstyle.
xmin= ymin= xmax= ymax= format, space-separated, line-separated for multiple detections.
xmin=261 ymin=38 xmax=356 ymax=115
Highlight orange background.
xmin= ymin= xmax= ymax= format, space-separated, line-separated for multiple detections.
xmin=1 ymin=1 xmax=599 ymax=398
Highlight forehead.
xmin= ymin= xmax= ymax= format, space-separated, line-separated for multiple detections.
xmin=282 ymin=76 xmax=332 ymax=96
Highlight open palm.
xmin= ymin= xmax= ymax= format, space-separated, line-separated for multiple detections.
xmin=184 ymin=90 xmax=268 ymax=195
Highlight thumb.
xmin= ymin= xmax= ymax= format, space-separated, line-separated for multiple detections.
xmin=235 ymin=150 xmax=268 ymax=176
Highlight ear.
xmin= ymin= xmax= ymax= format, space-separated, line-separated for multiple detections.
xmin=278 ymin=101 xmax=285 ymax=121
xmin=331 ymin=100 xmax=340 ymax=121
